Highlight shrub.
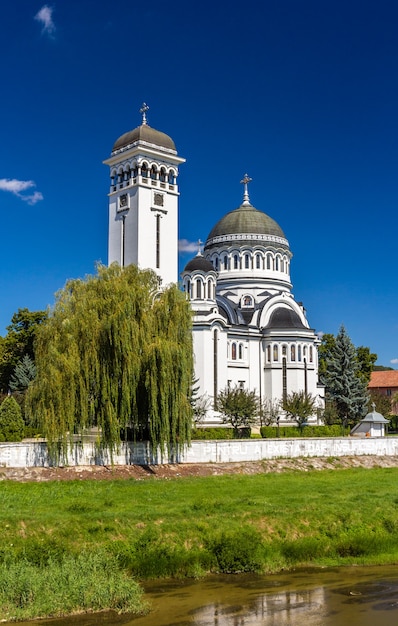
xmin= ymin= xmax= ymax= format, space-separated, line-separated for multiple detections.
xmin=281 ymin=536 xmax=329 ymax=563
xmin=0 ymin=396 xmax=25 ymax=442
xmin=191 ymin=428 xmax=234 ymax=440
xmin=0 ymin=550 xmax=146 ymax=621
xmin=260 ymin=425 xmax=344 ymax=438
xmin=207 ymin=527 xmax=264 ymax=573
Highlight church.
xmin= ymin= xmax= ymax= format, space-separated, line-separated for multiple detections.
xmin=104 ymin=106 xmax=325 ymax=425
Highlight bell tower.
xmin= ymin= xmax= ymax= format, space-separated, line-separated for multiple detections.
xmin=104 ymin=104 xmax=185 ymax=285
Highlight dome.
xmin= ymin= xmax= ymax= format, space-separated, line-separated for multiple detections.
xmin=112 ymin=124 xmax=176 ymax=154
xmin=267 ymin=307 xmax=305 ymax=329
xmin=204 ymin=201 xmax=288 ymax=250
xmin=183 ymin=255 xmax=215 ymax=273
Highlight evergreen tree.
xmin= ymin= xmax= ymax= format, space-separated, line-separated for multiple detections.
xmin=0 ymin=396 xmax=25 ymax=442
xmin=0 ymin=308 xmax=47 ymax=392
xmin=9 ymin=355 xmax=36 ymax=392
xmin=322 ymin=325 xmax=368 ymax=425
xmin=26 ymin=264 xmax=193 ymax=459
xmin=319 ymin=333 xmax=377 ymax=386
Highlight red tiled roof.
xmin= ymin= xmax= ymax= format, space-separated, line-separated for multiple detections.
xmin=369 ymin=371 xmax=398 ymax=389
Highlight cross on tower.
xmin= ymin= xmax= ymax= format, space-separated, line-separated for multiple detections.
xmin=240 ymin=173 xmax=252 ymax=204
xmin=197 ymin=239 xmax=203 ymax=255
xmin=140 ymin=102 xmax=149 ymax=125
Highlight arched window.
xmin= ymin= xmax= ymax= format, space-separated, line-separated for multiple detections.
xmin=245 ymin=254 xmax=250 ymax=269
xmin=231 ymin=343 xmax=237 ymax=360
xmin=303 ymin=346 xmax=307 ymax=357
xmin=186 ymin=280 xmax=190 ymax=298
xmin=207 ymin=280 xmax=212 ymax=299
xmin=275 ymin=257 xmax=279 ymax=271
xmin=150 ymin=165 xmax=157 ymax=180
xmin=309 ymin=346 xmax=313 ymax=363
xmin=256 ymin=254 xmax=261 ymax=269
xmin=298 ymin=345 xmax=302 ymax=361
xmin=267 ymin=345 xmax=271 ymax=362
xmin=267 ymin=254 xmax=272 ymax=270
xmin=282 ymin=344 xmax=287 ymax=357
xmin=243 ymin=295 xmax=252 ymax=307
xmin=273 ymin=344 xmax=279 ymax=361
xmin=196 ymin=279 xmax=202 ymax=299
xmin=159 ymin=167 xmax=166 ymax=182
xmin=132 ymin=164 xmax=138 ymax=178
xmin=238 ymin=344 xmax=243 ymax=359
xmin=214 ymin=257 xmax=219 ymax=270
xmin=141 ymin=163 xmax=148 ymax=178
xmin=234 ymin=254 xmax=239 ymax=269
xmin=224 ymin=255 xmax=228 ymax=269
xmin=168 ymin=170 xmax=175 ymax=184
xmin=291 ymin=345 xmax=296 ymax=361
xmin=281 ymin=259 xmax=284 ymax=272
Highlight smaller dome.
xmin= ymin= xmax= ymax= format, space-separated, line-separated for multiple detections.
xmin=183 ymin=255 xmax=215 ymax=273
xmin=267 ymin=307 xmax=305 ymax=329
xmin=112 ymin=124 xmax=176 ymax=153
xmin=363 ymin=407 xmax=389 ymax=423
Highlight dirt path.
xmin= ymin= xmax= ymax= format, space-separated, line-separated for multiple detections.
xmin=1 ymin=455 xmax=398 ymax=482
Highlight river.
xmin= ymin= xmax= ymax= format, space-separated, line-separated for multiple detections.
xmin=16 ymin=565 xmax=398 ymax=626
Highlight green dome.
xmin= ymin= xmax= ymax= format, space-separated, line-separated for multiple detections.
xmin=205 ymin=202 xmax=288 ymax=250
xmin=112 ymin=124 xmax=176 ymax=154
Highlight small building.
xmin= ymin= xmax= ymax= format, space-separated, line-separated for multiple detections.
xmin=350 ymin=403 xmax=389 ymax=437
xmin=368 ymin=371 xmax=398 ymax=413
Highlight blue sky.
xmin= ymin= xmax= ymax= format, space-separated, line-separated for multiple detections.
xmin=1 ymin=0 xmax=397 ymax=367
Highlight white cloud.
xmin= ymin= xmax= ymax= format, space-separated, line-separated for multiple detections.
xmin=390 ymin=358 xmax=398 ymax=365
xmin=0 ymin=178 xmax=44 ymax=205
xmin=179 ymin=239 xmax=200 ymax=253
xmin=34 ymin=5 xmax=56 ymax=36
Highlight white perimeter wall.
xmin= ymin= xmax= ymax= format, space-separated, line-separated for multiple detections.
xmin=1 ymin=437 xmax=398 ymax=468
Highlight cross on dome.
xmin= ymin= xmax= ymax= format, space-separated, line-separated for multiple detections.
xmin=140 ymin=102 xmax=149 ymax=125
xmin=240 ymin=173 xmax=252 ymax=205
xmin=197 ymin=239 xmax=203 ymax=256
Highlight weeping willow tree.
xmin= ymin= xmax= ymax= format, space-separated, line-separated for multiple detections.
xmin=26 ymin=264 xmax=193 ymax=460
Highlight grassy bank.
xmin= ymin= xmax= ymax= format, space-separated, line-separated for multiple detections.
xmin=1 ymin=466 xmax=398 ymax=620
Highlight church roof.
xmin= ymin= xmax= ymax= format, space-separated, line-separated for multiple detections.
xmin=183 ymin=255 xmax=214 ymax=273
xmin=266 ymin=307 xmax=305 ymax=329
xmin=112 ymin=124 xmax=176 ymax=154
xmin=206 ymin=202 xmax=286 ymax=242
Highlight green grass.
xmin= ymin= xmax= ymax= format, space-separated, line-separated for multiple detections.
xmin=1 ymin=467 xmax=398 ymax=620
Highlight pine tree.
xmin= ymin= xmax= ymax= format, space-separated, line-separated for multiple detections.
xmin=9 ymin=355 xmax=36 ymax=392
xmin=323 ymin=325 xmax=368 ymax=425
xmin=26 ymin=264 xmax=193 ymax=459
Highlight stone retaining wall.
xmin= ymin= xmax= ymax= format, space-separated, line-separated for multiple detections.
xmin=1 ymin=437 xmax=397 ymax=468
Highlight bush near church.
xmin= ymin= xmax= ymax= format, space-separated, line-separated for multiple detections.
xmin=260 ymin=425 xmax=345 ymax=438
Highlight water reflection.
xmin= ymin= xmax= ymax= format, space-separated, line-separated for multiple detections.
xmin=15 ymin=565 xmax=398 ymax=626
